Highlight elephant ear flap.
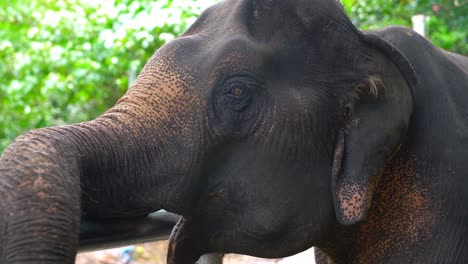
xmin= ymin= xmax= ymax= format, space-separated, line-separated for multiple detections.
xmin=331 ymin=74 xmax=412 ymax=225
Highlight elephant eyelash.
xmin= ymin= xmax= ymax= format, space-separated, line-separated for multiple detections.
xmin=225 ymin=83 xmax=247 ymax=98
xmin=218 ymin=71 xmax=262 ymax=90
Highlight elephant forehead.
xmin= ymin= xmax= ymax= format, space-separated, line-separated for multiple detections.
xmin=171 ymin=0 xmax=366 ymax=91
xmin=185 ymin=0 xmax=346 ymax=42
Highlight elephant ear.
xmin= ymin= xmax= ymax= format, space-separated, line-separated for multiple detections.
xmin=331 ymin=65 xmax=413 ymax=225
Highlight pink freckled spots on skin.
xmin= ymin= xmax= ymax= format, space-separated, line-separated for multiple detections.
xmin=33 ymin=176 xmax=45 ymax=189
xmin=47 ymin=207 xmax=57 ymax=213
xmin=36 ymin=192 xmax=47 ymax=199
xmin=357 ymin=155 xmax=439 ymax=262
xmin=18 ymin=181 xmax=31 ymax=188
xmin=338 ymin=186 xmax=366 ymax=223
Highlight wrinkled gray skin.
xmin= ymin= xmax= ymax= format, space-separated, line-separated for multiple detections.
xmin=1 ymin=0 xmax=467 ymax=263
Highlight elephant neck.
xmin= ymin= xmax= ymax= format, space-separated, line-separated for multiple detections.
xmin=321 ymin=150 xmax=465 ymax=263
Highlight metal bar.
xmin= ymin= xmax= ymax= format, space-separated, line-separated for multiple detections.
xmin=79 ymin=211 xmax=179 ymax=252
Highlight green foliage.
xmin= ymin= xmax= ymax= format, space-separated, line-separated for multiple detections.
xmin=0 ymin=0 xmax=466 ymax=152
xmin=341 ymin=0 xmax=467 ymax=54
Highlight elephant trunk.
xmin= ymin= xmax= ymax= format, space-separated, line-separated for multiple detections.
xmin=0 ymin=118 xmax=190 ymax=262
xmin=0 ymin=126 xmax=83 ymax=263
xmin=0 ymin=94 xmax=202 ymax=263
xmin=0 ymin=44 xmax=203 ymax=262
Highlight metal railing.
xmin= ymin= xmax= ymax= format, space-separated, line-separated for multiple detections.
xmin=79 ymin=211 xmax=224 ymax=263
xmin=79 ymin=211 xmax=179 ymax=252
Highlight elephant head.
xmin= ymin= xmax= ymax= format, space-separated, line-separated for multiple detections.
xmin=0 ymin=0 xmax=415 ymax=263
xmin=166 ymin=1 xmax=415 ymax=262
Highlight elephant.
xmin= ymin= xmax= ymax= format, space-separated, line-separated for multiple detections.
xmin=0 ymin=0 xmax=467 ymax=263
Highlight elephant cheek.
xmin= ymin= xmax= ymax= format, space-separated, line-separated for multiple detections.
xmin=167 ymin=218 xmax=207 ymax=264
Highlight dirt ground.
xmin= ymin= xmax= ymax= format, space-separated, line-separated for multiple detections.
xmin=76 ymin=241 xmax=316 ymax=264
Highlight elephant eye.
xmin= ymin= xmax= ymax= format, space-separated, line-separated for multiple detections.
xmin=215 ymin=77 xmax=257 ymax=116
xmin=226 ymin=84 xmax=246 ymax=98
xmin=232 ymin=86 xmax=244 ymax=96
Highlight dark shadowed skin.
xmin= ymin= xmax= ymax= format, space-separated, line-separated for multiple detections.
xmin=0 ymin=0 xmax=466 ymax=263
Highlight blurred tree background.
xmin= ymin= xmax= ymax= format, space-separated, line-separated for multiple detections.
xmin=342 ymin=0 xmax=467 ymax=54
xmin=0 ymin=0 xmax=466 ymax=152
